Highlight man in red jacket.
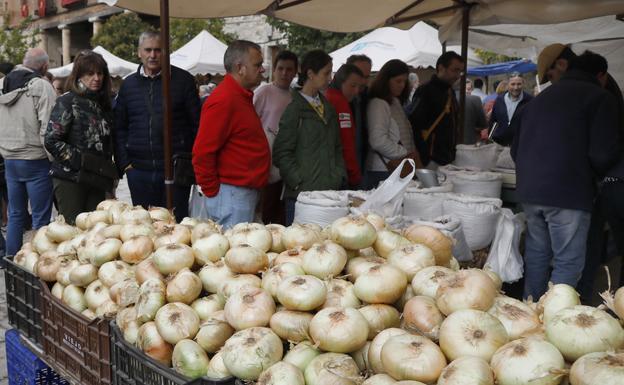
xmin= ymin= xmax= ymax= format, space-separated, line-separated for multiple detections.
xmin=192 ymin=40 xmax=270 ymax=228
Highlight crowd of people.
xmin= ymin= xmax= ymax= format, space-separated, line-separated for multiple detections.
xmin=0 ymin=33 xmax=622 ymax=302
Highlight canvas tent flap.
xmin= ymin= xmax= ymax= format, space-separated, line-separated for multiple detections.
xmin=170 ymin=30 xmax=228 ymax=75
xmin=49 ymin=46 xmax=138 ymax=78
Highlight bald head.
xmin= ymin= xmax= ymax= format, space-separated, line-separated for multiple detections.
xmin=23 ymin=48 xmax=49 ymax=72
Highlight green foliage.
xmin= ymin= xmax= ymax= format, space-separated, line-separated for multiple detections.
xmin=474 ymin=48 xmax=519 ymax=65
xmin=91 ymin=13 xmax=153 ymax=62
xmin=0 ymin=16 xmax=40 ymax=65
xmin=267 ymin=18 xmax=367 ymax=56
xmin=170 ymin=18 xmax=235 ymax=51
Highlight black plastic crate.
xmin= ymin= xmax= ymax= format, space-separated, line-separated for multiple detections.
xmin=4 ymin=256 xmax=43 ymax=347
xmin=110 ymin=322 xmax=235 ymax=385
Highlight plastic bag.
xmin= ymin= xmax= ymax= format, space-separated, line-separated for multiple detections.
xmin=294 ymin=191 xmax=350 ymax=227
xmin=484 ymin=209 xmax=526 ymax=283
xmin=188 ymin=185 xmax=203 ymax=218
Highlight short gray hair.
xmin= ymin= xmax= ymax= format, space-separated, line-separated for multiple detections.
xmin=223 ymin=40 xmax=261 ymax=73
xmin=138 ymin=31 xmax=160 ymax=47
xmin=23 ymin=48 xmax=49 ymax=70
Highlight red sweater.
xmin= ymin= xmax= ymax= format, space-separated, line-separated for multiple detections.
xmin=325 ymin=88 xmax=362 ymax=186
xmin=192 ymin=74 xmax=270 ymax=197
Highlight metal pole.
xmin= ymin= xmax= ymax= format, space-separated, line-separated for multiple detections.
xmin=459 ymin=3 xmax=471 ymax=144
xmin=160 ymin=0 xmax=174 ymax=210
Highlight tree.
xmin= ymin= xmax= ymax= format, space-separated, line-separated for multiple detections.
xmin=170 ymin=18 xmax=236 ymax=51
xmin=91 ymin=13 xmax=154 ymax=62
xmin=474 ymin=48 xmax=519 ymax=65
xmin=267 ymin=18 xmax=366 ymax=56
xmin=0 ymin=16 xmax=40 ymax=65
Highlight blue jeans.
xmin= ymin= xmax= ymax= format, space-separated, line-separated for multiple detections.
xmin=5 ymin=159 xmax=53 ymax=256
xmin=285 ymin=198 xmax=296 ymax=226
xmin=126 ymin=168 xmax=190 ymax=222
xmin=523 ymin=203 xmax=591 ymax=300
xmin=193 ymin=184 xmax=259 ymax=229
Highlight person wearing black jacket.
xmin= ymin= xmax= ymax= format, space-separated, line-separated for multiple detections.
xmin=409 ymin=51 xmax=463 ymax=168
xmin=114 ymin=31 xmax=201 ymax=221
xmin=489 ymin=73 xmax=533 ymax=146
xmin=346 ymin=54 xmax=372 ymax=188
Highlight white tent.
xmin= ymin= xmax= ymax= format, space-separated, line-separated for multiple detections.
xmin=49 ymin=46 xmax=138 ymax=78
xmin=330 ymin=22 xmax=481 ymax=72
xmin=170 ymin=30 xmax=228 ymax=75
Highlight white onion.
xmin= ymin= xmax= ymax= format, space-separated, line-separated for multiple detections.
xmin=56 ymin=259 xmax=81 ymax=286
xmin=273 ymin=247 xmax=305 ymax=266
xmin=368 ymin=328 xmax=409 ymax=374
xmin=491 ymin=337 xmax=565 ymax=385
xmin=147 ymin=206 xmax=172 ymax=222
xmin=100 ymin=224 xmax=122 ymax=239
xmin=488 ymin=296 xmax=541 ymax=340
xmin=109 ymin=279 xmax=140 ymax=307
xmin=436 ymin=269 xmax=497 ymax=315
xmin=362 ymin=374 xmax=397 ymax=385
xmin=198 ymin=260 xmax=235 ymax=293
xmin=135 ymin=257 xmax=164 ymax=284
xmin=439 ymin=309 xmax=508 ymax=362
xmin=304 ymin=353 xmax=362 ymax=385
xmin=75 ymin=212 xmax=90 ymax=230
xmin=195 ymin=311 xmax=234 ymax=353
xmin=283 ymin=341 xmax=321 ymax=371
xmin=136 ymin=321 xmax=173 ymax=366
xmin=403 ymin=224 xmax=453 ymax=267
xmin=266 ymin=224 xmax=286 ymax=253
xmin=119 ymin=236 xmax=153 ymax=264
xmin=437 ymin=356 xmax=494 ymax=385
xmin=224 ymin=244 xmax=269 ymax=274
xmin=330 ymin=216 xmax=377 ymax=250
xmin=381 ymin=333 xmax=447 ymax=383
xmin=350 ymin=341 xmax=371 ymax=372
xmin=68 ymin=263 xmax=98 ymax=287
xmin=387 ymin=244 xmax=435 ymax=280
xmin=98 ymin=260 xmax=133 ymax=287
xmin=346 ymin=256 xmax=385 ymax=283
xmin=46 ymin=215 xmax=79 ymax=242
xmin=165 ymin=268 xmax=202 ymax=304
xmin=34 ymin=252 xmax=61 ymax=282
xmin=120 ymin=206 xmax=151 ymax=224
xmin=120 ymin=223 xmax=155 ymax=242
xmin=154 ymin=302 xmax=200 ymax=345
xmin=154 ymin=224 xmax=191 ymax=249
xmin=402 ymin=296 xmax=444 ymax=340
xmin=301 ymin=241 xmax=348 ymax=279
xmin=152 ymin=243 xmax=194 ymax=275
xmin=218 ymin=274 xmax=262 ymax=299
xmin=358 ymin=304 xmax=400 ymax=340
xmin=309 ymin=307 xmax=369 ymax=353
xmin=321 ymin=279 xmax=361 ymax=309
xmin=257 ymin=361 xmax=304 ymax=385
xmin=51 ymin=282 xmax=65 ymax=299
xmin=277 ymin=275 xmax=327 ymax=311
xmin=411 ymin=266 xmax=454 ymax=298
xmin=364 ymin=213 xmax=385 ymax=232
xmin=229 ymin=222 xmax=273 ymax=252
xmin=95 ymin=299 xmax=119 ymax=317
xmin=269 ymin=310 xmax=313 ymax=342
xmin=354 ymin=264 xmax=407 ymax=304
xmin=33 ymin=228 xmax=58 ymax=254
xmin=63 ymin=284 xmax=87 ymax=313
xmin=282 ymin=224 xmax=322 ymax=250
xmin=224 ymin=285 xmax=275 ymax=330
xmin=82 ymin=309 xmax=96 ymax=320
xmin=117 ymin=307 xmax=141 ymax=344
xmin=373 ymin=229 xmax=411 ymax=258
xmin=262 ymin=262 xmax=306 ymax=299
xmin=206 ymin=351 xmax=231 ymax=379
xmin=221 ymin=327 xmax=283 ymax=380
xmin=191 ymin=294 xmax=224 ymax=320
xmin=545 ymin=305 xmax=624 ymax=362
xmin=56 ymin=240 xmax=76 ymax=256
xmin=394 ymin=284 xmax=415 ymax=311
xmin=569 ymin=351 xmax=624 ymax=385
xmin=539 ymin=283 xmax=581 ymax=324
xmin=84 ymin=280 xmax=112 ymax=310
xmin=90 ymin=238 xmax=122 ymax=266
xmin=190 ymin=221 xmax=220 ymax=243
xmin=85 ymin=210 xmax=111 ymax=228
xmin=192 ymin=233 xmax=229 ymax=265
xmin=136 ymin=278 xmax=166 ymax=322
xmin=15 ymin=249 xmax=39 ymax=273
xmin=483 ymin=266 xmax=503 ymax=290
xmin=171 ymin=339 xmax=210 ymax=379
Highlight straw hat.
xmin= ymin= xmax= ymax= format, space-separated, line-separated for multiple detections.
xmin=537 ymin=43 xmax=566 ymax=84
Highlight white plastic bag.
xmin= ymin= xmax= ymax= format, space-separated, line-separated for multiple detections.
xmin=454 ymin=143 xmax=502 ymax=170
xmin=294 ymin=191 xmax=349 ymax=227
xmin=484 ymin=209 xmax=525 ymax=283
xmin=449 ymin=171 xmax=503 ymax=198
xmin=405 ymin=215 xmax=473 ymax=262
xmin=188 ymin=185 xmax=203 ymax=218
xmin=442 ymin=194 xmax=502 ymax=250
xmin=357 ymin=159 xmax=416 ymax=218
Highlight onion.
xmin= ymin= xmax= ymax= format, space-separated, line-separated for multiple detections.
xmin=364 ymin=213 xmax=385 ymax=232
xmin=321 ymin=279 xmax=361 ymax=309
xmin=56 ymin=240 xmax=77 ymax=257
xmin=52 ymin=282 xmax=65 ymax=299
xmin=491 ymin=337 xmax=565 ymax=385
xmin=381 ymin=333 xmax=447 ymax=383
xmin=190 ymin=221 xmax=220 ymax=243
xmin=394 ymin=284 xmax=415 ymax=311
xmin=179 ymin=216 xmax=200 ymax=228
xmin=437 ymin=356 xmax=494 ymax=385
xmin=545 ymin=305 xmax=624 ymax=361
xmin=266 ymin=224 xmax=286 ymax=253
xmin=95 ymin=299 xmax=119 ymax=317
xmin=373 ymin=229 xmax=411 ymax=258
xmin=309 ymin=307 xmax=368 ymax=353
xmin=483 ymin=266 xmax=503 ymax=290
xmin=119 ymin=223 xmax=155 ymax=242
xmin=257 ymin=361 xmax=304 ymax=385
xmin=488 ymin=296 xmax=541 ymax=340
xmin=277 ymin=275 xmax=327 ymax=311
xmin=224 ymin=285 xmax=275 ymax=330
xmin=192 ymin=233 xmax=229 ymax=265
xmin=270 ymin=310 xmax=313 ymax=342
xmin=436 ymin=269 xmax=497 ymax=315
xmin=165 ymin=268 xmax=202 ymax=304
xmin=439 ymin=309 xmax=508 ymax=362
xmin=569 ymin=352 xmax=624 ymax=385
xmin=46 ymin=215 xmax=79 ymax=242
xmin=35 ymin=253 xmax=62 ymax=282
xmin=218 ymin=274 xmax=262 ymax=299
xmin=85 ymin=210 xmax=112 ymax=228
xmin=171 ymin=339 xmax=209 ymax=379
xmin=304 ymin=353 xmax=362 ymax=385
xmin=119 ymin=236 xmax=153 ymax=264
xmin=82 ymin=309 xmax=96 ymax=320
xmin=120 ymin=205 xmax=151 ymax=224
xmin=33 ymin=227 xmax=58 ymax=254
xmin=85 ymin=280 xmax=112 ymax=310
xmin=191 ymin=294 xmax=224 ymax=320
xmin=98 ymin=260 xmax=133 ymax=287
xmin=282 ymin=224 xmax=322 ymax=250
xmin=56 ymin=259 xmax=81 ymax=286
xmin=195 ymin=311 xmax=234 ymax=353
xmin=75 ymin=212 xmax=90 ymax=230
xmin=346 ymin=256 xmax=385 ymax=283
xmin=109 ymin=202 xmax=131 ymax=224
xmin=359 ymin=304 xmax=400 ymax=340
xmin=155 ymin=302 xmax=200 ymax=344
xmin=97 ymin=199 xmax=127 ymax=211
xmin=152 ymin=244 xmax=194 ymax=275
xmin=109 ymin=279 xmax=140 ymax=307
xmin=330 ymin=216 xmax=377 ymax=250
xmin=15 ymin=249 xmax=39 ymax=273
xmin=100 ymin=224 xmax=122 ymax=239
xmin=116 ymin=306 xmax=138 ymax=331
xmin=362 ymin=374 xmax=396 ymax=385
xmin=63 ymin=284 xmax=87 ymax=313
xmin=301 ymin=241 xmax=348 ymax=279
xmin=262 ymin=262 xmax=306 ymax=299
xmin=137 ymin=321 xmax=174 ymax=365
xmin=136 ymin=278 xmax=166 ymax=322
xmin=224 ymin=244 xmax=269 ymax=274
xmin=229 ymin=223 xmax=272 ymax=252
xmin=354 ymin=264 xmax=407 ymax=304
xmin=368 ymin=328 xmax=409 ymax=374
xmin=403 ymin=224 xmax=453 ymax=266
xmin=135 ymin=257 xmax=164 ymax=284
xmin=284 ymin=341 xmax=321 ymax=371
xmin=350 ymin=341 xmax=371 ymax=372
xmin=148 ymin=206 xmax=173 ymax=222
xmin=402 ymin=296 xmax=444 ymax=341
xmin=411 ymin=266 xmax=454 ymax=298
xmin=154 ymin=224 xmax=191 ymax=249
xmin=221 ymin=327 xmax=283 ymax=380
xmin=602 ymin=285 xmax=624 ymax=321
xmin=387 ymin=244 xmax=435 ymax=280
xmin=90 ymin=238 xmax=122 ymax=266
xmin=273 ymin=247 xmax=305 ymax=266
xmin=206 ymin=351 xmax=231 ymax=379
xmin=539 ymin=283 xmax=580 ymax=324
xmin=198 ymin=260 xmax=235 ymax=293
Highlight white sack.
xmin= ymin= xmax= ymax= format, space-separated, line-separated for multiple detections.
xmin=442 ymin=194 xmax=502 ymax=251
xmin=454 ymin=143 xmax=502 ymax=170
xmin=294 ymin=191 xmax=349 ymax=227
xmin=496 ymin=147 xmax=516 ymax=170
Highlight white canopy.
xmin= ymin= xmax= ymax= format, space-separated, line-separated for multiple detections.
xmin=330 ymin=22 xmax=482 ymax=72
xmin=49 ymin=46 xmax=138 ymax=78
xmin=170 ymin=30 xmax=228 ymax=75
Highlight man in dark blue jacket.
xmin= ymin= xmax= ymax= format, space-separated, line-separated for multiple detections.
xmin=489 ymin=73 xmax=532 ymax=146
xmin=511 ymin=51 xmax=620 ymax=301
xmin=114 ymin=31 xmax=201 ymax=221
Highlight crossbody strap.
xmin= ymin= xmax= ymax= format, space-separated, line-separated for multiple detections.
xmin=422 ymin=91 xmax=452 ymax=141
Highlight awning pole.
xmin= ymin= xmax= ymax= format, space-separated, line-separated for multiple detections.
xmin=459 ymin=3 xmax=471 ymax=144
xmin=160 ymin=0 xmax=174 ymax=210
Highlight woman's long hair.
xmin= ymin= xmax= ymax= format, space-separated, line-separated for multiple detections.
xmin=66 ymin=50 xmax=112 ymax=111
xmin=368 ymin=59 xmax=410 ymax=104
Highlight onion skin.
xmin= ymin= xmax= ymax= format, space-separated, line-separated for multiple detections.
xmin=224 ymin=244 xmax=269 ymax=274
xmin=380 ymin=333 xmax=447 ymax=383
xmin=119 ymin=236 xmax=153 ymax=264
xmin=538 ymin=283 xmax=580 ymax=325
xmin=387 ymin=244 xmax=435 ymax=280
xmin=362 ymin=374 xmax=397 ymax=385
xmin=136 ymin=278 xmax=166 ymax=323
xmin=402 ymin=296 xmax=444 ymax=341
xmin=191 ymin=294 xmax=224 ymax=320
xmin=154 ymin=302 xmax=200 ymax=345
xmin=437 ymin=356 xmax=494 ymax=385
xmin=330 ymin=216 xmax=377 ymax=250
xmin=257 ymin=361 xmax=305 ymax=385
xmin=373 ymin=229 xmax=411 ymax=258
xmin=569 ymin=352 xmax=624 ymax=385
xmin=488 ymin=296 xmax=541 ymax=340
xmin=266 ymin=224 xmax=286 ymax=253
xmin=136 ymin=322 xmax=174 ymax=366
xmin=206 ymin=351 xmax=231 ymax=379
xmin=195 ymin=311 xmax=234 ymax=353
xmin=262 ymin=262 xmax=306 ymax=299
xmin=411 ymin=266 xmax=455 ymax=298
xmin=304 ymin=353 xmax=362 ymax=385
xmin=269 ymin=310 xmax=313 ymax=342
xmin=165 ymin=268 xmax=202 ymax=304
xmin=309 ymin=307 xmax=369 ymax=353
xmin=358 ymin=304 xmax=400 ymax=340
xmin=171 ymin=339 xmax=210 ymax=379
xmin=277 ymin=275 xmax=327 ymax=311
xmin=435 ymin=269 xmax=497 ymax=315
xmin=221 ymin=327 xmax=284 ymax=381
xmin=152 ymin=243 xmax=194 ymax=275
xmin=403 ymin=224 xmax=453 ymax=267
xmin=282 ymin=224 xmax=322 ymax=250
xmin=354 ymin=264 xmax=407 ymax=305
xmin=368 ymin=328 xmax=409 ymax=374
xmin=301 ymin=241 xmax=348 ymax=279
xmin=321 ymin=279 xmax=361 ymax=309
xmin=198 ymin=260 xmax=235 ymax=294
xmin=192 ymin=233 xmax=229 ymax=265
xmin=135 ymin=257 xmax=164 ymax=285
xmin=283 ymin=341 xmax=321 ymax=372
xmin=224 ymin=286 xmax=275 ymax=330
